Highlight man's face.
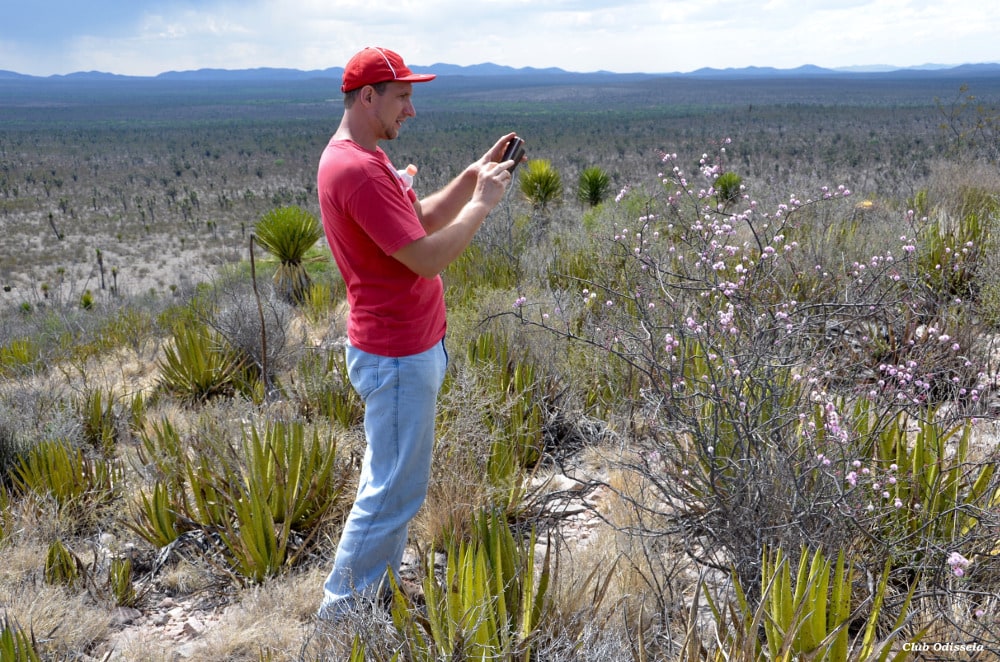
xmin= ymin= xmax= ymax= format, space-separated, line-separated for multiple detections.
xmin=370 ymin=81 xmax=415 ymax=141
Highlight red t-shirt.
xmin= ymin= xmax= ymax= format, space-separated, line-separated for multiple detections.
xmin=317 ymin=139 xmax=446 ymax=357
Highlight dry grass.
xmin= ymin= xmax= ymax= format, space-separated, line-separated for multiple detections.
xmin=192 ymin=568 xmax=324 ymax=661
xmin=1 ymin=564 xmax=114 ymax=659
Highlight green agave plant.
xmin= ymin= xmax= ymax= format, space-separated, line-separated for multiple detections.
xmin=679 ymin=547 xmax=924 ymax=662
xmin=109 ymin=557 xmax=139 ymax=607
xmin=129 ymin=481 xmax=182 ymax=548
xmin=13 ymin=439 xmax=121 ymax=515
xmin=466 ymin=332 xmax=549 ymax=511
xmin=214 ymin=420 xmax=344 ymax=583
xmin=79 ymin=387 xmax=119 ymax=456
xmin=0 ymin=616 xmax=41 ymax=662
xmin=132 ymin=417 xmax=344 ymax=582
xmin=44 ymin=539 xmax=81 ymax=588
xmin=0 ymin=337 xmax=41 ymax=378
xmin=849 ymin=405 xmax=998 ymax=554
xmin=391 ymin=508 xmax=550 ymax=661
xmin=0 ymin=488 xmax=9 ymax=543
xmin=156 ymin=322 xmax=246 ymax=403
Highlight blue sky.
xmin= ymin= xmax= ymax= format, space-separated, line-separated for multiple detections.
xmin=1 ymin=0 xmax=996 ymax=77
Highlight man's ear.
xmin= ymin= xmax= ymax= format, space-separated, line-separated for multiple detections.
xmin=359 ymin=85 xmax=375 ymax=106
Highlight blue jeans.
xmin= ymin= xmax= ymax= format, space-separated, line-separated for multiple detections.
xmin=319 ymin=339 xmax=447 ymax=618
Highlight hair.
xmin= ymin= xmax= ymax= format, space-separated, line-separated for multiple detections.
xmin=343 ymin=81 xmax=389 ymax=109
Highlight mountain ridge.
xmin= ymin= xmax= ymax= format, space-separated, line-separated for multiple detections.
xmin=1 ymin=61 xmax=999 ymax=82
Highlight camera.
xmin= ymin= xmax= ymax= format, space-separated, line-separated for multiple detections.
xmin=501 ymin=136 xmax=525 ymax=173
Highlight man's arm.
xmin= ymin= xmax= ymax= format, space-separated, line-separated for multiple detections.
xmin=393 ymin=156 xmax=514 ymax=278
xmin=415 ymin=132 xmax=519 ymax=234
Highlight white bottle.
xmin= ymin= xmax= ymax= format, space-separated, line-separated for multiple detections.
xmin=397 ymin=163 xmax=418 ymax=191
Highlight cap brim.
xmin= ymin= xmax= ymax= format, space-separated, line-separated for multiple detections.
xmin=398 ymin=73 xmax=436 ymax=83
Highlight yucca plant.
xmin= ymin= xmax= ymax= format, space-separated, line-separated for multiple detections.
xmin=519 ymin=159 xmax=563 ymax=212
xmin=392 ymin=508 xmax=550 ymax=660
xmin=129 ymin=481 xmax=182 ymax=548
xmin=253 ymin=205 xmax=324 ymax=304
xmin=109 ymin=557 xmax=139 ymax=607
xmin=12 ymin=439 xmax=121 ymax=515
xmin=714 ymin=170 xmax=743 ymax=206
xmin=576 ymin=166 xmax=611 ymax=207
xmin=157 ymin=322 xmax=245 ymax=403
xmin=0 ymin=616 xmax=41 ymax=662
xmin=216 ymin=420 xmax=343 ymax=583
xmin=44 ymin=539 xmax=81 ymax=588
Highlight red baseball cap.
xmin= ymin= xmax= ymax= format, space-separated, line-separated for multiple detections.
xmin=341 ymin=47 xmax=436 ymax=93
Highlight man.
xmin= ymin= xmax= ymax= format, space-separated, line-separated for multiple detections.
xmin=316 ymin=46 xmax=521 ymax=619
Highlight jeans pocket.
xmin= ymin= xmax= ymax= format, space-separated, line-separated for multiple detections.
xmin=346 ymin=347 xmax=383 ymax=400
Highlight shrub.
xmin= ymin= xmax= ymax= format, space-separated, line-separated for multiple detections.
xmin=505 ymin=138 xmax=994 ymax=603
xmin=202 ymin=275 xmax=297 ymax=386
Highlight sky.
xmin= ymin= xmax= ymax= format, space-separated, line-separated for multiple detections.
xmin=1 ymin=0 xmax=996 ymax=77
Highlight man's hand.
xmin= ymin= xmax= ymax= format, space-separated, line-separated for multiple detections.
xmin=470 ymin=159 xmax=514 ymax=210
xmin=479 ymin=132 xmax=526 ymax=169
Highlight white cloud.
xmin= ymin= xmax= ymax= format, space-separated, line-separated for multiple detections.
xmin=2 ymin=0 xmax=997 ymax=76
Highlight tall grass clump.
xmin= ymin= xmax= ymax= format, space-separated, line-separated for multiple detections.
xmin=506 ymin=138 xmax=999 ymax=647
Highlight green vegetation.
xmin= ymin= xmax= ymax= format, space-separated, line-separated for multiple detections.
xmin=252 ymin=205 xmax=325 ymax=304
xmin=576 ymin=165 xmax=612 ymax=207
xmin=519 ymin=158 xmax=563 ymax=212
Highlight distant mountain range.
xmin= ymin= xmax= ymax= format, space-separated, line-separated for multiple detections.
xmin=2 ymin=61 xmax=999 ymax=82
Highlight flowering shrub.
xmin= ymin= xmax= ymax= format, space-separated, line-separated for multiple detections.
xmin=506 ymin=139 xmax=999 ymax=617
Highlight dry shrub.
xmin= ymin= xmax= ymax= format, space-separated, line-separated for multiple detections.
xmin=924 ymin=158 xmax=1000 ymax=215
xmin=156 ymin=557 xmax=220 ymax=596
xmin=414 ymin=367 xmax=495 ymax=547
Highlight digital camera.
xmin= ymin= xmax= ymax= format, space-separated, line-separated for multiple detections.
xmin=502 ymin=137 xmax=526 ymax=173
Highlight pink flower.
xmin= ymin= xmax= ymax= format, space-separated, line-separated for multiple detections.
xmin=947 ymin=551 xmax=971 ymax=577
